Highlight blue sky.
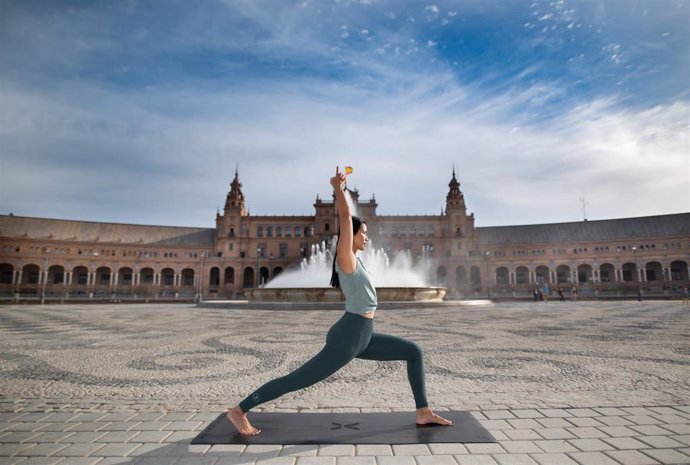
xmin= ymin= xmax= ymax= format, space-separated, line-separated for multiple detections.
xmin=1 ymin=0 xmax=688 ymax=227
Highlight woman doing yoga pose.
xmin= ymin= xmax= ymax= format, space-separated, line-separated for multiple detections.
xmin=227 ymin=167 xmax=454 ymax=436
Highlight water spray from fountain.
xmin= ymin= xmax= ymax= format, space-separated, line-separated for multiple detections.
xmin=265 ymin=174 xmax=434 ymax=289
xmin=265 ymin=239 xmax=432 ymax=288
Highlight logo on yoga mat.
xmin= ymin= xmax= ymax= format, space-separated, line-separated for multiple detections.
xmin=251 ymin=393 xmax=260 ymax=403
xmin=331 ymin=422 xmax=360 ymax=431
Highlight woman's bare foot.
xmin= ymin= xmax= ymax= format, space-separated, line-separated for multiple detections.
xmin=227 ymin=406 xmax=262 ymax=436
xmin=415 ymin=407 xmax=455 ymax=426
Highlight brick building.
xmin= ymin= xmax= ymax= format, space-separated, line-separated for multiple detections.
xmin=1 ymin=170 xmax=688 ymax=301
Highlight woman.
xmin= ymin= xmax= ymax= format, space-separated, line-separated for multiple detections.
xmin=227 ymin=167 xmax=454 ymax=436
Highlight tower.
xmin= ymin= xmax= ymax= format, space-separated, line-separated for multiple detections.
xmin=445 ymin=167 xmax=474 ymax=241
xmin=216 ymin=168 xmax=247 ymax=253
xmin=225 ymin=168 xmax=247 ymax=216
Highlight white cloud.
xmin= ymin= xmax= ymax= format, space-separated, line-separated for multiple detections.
xmin=1 ymin=0 xmax=687 ymax=228
xmin=1 ymin=72 xmax=687 ymax=228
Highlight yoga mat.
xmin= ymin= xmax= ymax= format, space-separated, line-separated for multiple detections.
xmin=192 ymin=411 xmax=496 ymax=445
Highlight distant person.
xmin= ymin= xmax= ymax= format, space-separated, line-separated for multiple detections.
xmin=571 ymin=286 xmax=578 ymax=302
xmin=543 ymin=284 xmax=550 ymax=302
xmin=682 ymin=287 xmax=689 ymax=305
xmin=637 ymin=286 xmax=643 ymax=302
xmin=533 ymin=287 xmax=539 ymax=302
xmin=557 ymin=287 xmax=565 ymax=302
xmin=226 ymin=167 xmax=454 ymax=436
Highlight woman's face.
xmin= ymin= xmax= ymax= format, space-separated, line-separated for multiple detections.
xmin=353 ymin=223 xmax=368 ymax=251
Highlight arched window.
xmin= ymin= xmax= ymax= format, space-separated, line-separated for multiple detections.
xmin=118 ymin=267 xmax=133 ymax=286
xmin=670 ymin=260 xmax=688 ymax=280
xmin=577 ymin=264 xmax=593 ymax=283
xmin=470 ymin=266 xmax=481 ymax=288
xmin=224 ymin=267 xmax=235 ymax=286
xmin=48 ymin=265 xmax=65 ymax=284
xmin=0 ymin=263 xmax=13 ymax=284
xmin=456 ymin=266 xmax=467 ymax=289
xmin=259 ymin=267 xmax=269 ymax=286
xmin=599 ymin=264 xmax=615 ymax=282
xmin=556 ymin=265 xmax=571 ymax=283
xmin=516 ymin=266 xmax=529 ymax=284
xmin=140 ymin=267 xmax=154 ymax=284
xmin=622 ymin=263 xmax=637 ymax=282
xmin=644 ymin=262 xmax=663 ymax=281
xmin=243 ymin=267 xmax=254 ymax=288
xmin=181 ymin=268 xmax=195 ymax=286
xmin=96 ymin=267 xmax=111 ymax=286
xmin=161 ymin=268 xmax=175 ymax=286
xmin=536 ymin=266 xmax=550 ymax=284
xmin=74 ymin=266 xmax=89 ymax=285
xmin=209 ymin=267 xmax=220 ymax=287
xmin=496 ymin=267 xmax=509 ymax=286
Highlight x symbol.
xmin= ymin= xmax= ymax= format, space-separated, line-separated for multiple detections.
xmin=331 ymin=422 xmax=360 ymax=430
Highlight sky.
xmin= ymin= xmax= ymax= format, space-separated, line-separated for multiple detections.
xmin=1 ymin=0 xmax=688 ymax=228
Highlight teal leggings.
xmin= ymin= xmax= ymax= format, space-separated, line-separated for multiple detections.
xmin=239 ymin=311 xmax=428 ymax=412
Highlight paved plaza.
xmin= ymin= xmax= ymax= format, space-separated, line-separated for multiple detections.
xmin=0 ymin=301 xmax=689 ymax=465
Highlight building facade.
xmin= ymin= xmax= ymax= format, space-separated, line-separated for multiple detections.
xmin=1 ymin=170 xmax=688 ymax=301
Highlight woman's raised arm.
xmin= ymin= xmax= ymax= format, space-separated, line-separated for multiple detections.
xmin=330 ymin=166 xmax=356 ymax=273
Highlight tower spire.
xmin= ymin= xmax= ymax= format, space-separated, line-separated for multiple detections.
xmin=446 ymin=167 xmax=464 ymax=210
xmin=225 ymin=166 xmax=247 ymax=216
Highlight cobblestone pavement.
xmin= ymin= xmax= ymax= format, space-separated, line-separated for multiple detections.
xmin=0 ymin=301 xmax=688 ymax=464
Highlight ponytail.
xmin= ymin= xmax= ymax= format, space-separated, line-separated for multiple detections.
xmin=330 ymin=238 xmax=340 ymax=288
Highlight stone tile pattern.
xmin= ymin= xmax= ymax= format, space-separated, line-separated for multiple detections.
xmin=0 ymin=301 xmax=688 ymax=465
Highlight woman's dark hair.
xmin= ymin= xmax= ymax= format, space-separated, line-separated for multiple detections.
xmin=330 ymin=216 xmax=365 ymax=288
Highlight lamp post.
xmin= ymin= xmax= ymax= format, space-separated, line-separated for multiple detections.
xmin=256 ymin=247 xmax=261 ymax=288
xmin=91 ymin=251 xmax=99 ymax=300
xmin=40 ymin=247 xmax=50 ymax=305
xmin=662 ymin=268 xmax=668 ymax=298
xmin=483 ymin=251 xmax=491 ymax=299
xmin=134 ymin=262 xmax=140 ymax=300
xmin=198 ymin=252 xmax=206 ymax=302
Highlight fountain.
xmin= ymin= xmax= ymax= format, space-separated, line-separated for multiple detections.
xmin=246 ymin=240 xmax=447 ymax=303
xmin=224 ymin=189 xmax=447 ymax=306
